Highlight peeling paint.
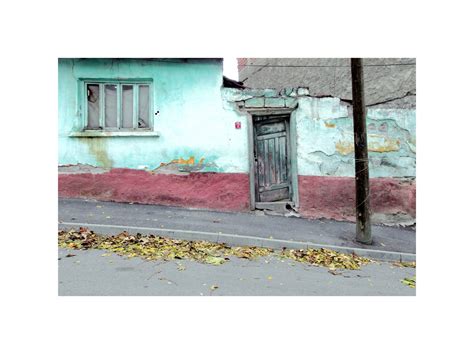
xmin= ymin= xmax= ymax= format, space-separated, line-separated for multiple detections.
xmin=58 ymin=163 xmax=110 ymax=174
xmin=164 ymin=156 xmax=197 ymax=165
xmin=59 ymin=59 xmax=249 ymax=174
xmin=150 ymin=156 xmax=219 ymax=174
xmin=335 ymin=137 xmax=401 ymax=155
xmin=407 ymin=137 xmax=416 ymax=153
xmin=324 ymin=121 xmax=336 ymax=128
xmin=293 ymin=99 xmax=415 ymax=177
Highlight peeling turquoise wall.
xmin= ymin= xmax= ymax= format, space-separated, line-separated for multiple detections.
xmin=59 ymin=60 xmax=415 ymax=179
xmin=222 ymin=88 xmax=416 ymax=178
xmin=293 ymin=97 xmax=416 ymax=177
xmin=58 ymin=59 xmax=249 ymax=173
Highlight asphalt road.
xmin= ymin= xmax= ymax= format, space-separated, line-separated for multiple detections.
xmin=58 ymin=248 xmax=416 ymax=296
xmin=58 ymin=198 xmax=416 ymax=255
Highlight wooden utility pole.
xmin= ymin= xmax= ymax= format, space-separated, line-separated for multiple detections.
xmin=351 ymin=58 xmax=372 ymax=244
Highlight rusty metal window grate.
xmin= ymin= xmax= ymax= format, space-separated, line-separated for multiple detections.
xmin=84 ymin=81 xmax=152 ymax=131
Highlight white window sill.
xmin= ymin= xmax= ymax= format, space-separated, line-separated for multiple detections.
xmin=69 ymin=131 xmax=160 ymax=138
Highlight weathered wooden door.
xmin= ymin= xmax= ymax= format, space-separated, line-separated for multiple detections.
xmin=254 ymin=115 xmax=291 ymax=202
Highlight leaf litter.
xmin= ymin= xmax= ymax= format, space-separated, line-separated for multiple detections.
xmin=393 ymin=261 xmax=416 ymax=268
xmin=401 ymin=276 xmax=416 ymax=288
xmin=58 ymin=228 xmax=373 ymax=270
xmin=280 ymin=247 xmax=373 ymax=270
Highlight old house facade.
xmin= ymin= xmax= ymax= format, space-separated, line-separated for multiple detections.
xmin=59 ymin=58 xmax=416 ymax=225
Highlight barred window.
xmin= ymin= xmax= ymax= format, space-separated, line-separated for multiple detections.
xmin=85 ymin=82 xmax=151 ymax=130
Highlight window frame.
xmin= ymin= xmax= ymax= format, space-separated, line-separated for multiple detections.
xmin=81 ymin=79 xmax=153 ymax=132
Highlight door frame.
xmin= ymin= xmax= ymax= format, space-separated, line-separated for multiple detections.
xmin=245 ymin=107 xmax=299 ymax=210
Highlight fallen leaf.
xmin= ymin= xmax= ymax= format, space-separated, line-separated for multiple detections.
xmin=205 ymin=256 xmax=226 ymax=265
xmin=57 ymin=229 xmax=372 ymax=271
xmin=177 ymin=263 xmax=186 ymax=271
xmin=210 ymin=285 xmax=218 ymax=290
xmin=393 ymin=261 xmax=416 ymax=268
xmin=267 ymin=276 xmax=273 ymax=280
xmin=280 ymin=247 xmax=372 ymax=270
xmin=401 ymin=276 xmax=416 ymax=288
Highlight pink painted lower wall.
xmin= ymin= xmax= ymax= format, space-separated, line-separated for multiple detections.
xmin=58 ymin=168 xmax=416 ymax=223
xmin=59 ymin=169 xmax=250 ymax=212
xmin=298 ymin=176 xmax=416 ymax=222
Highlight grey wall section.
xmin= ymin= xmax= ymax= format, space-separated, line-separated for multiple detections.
xmin=238 ymin=58 xmax=416 ymax=108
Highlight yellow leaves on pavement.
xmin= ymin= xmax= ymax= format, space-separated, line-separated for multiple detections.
xmin=204 ymin=256 xmax=226 ymax=265
xmin=393 ymin=261 xmax=416 ymax=268
xmin=58 ymin=228 xmax=272 ymax=266
xmin=401 ymin=276 xmax=416 ymax=288
xmin=230 ymin=246 xmax=272 ymax=259
xmin=280 ymin=248 xmax=372 ymax=270
xmin=58 ymin=228 xmax=373 ymax=270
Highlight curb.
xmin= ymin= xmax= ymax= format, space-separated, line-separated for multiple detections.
xmin=58 ymin=222 xmax=416 ymax=263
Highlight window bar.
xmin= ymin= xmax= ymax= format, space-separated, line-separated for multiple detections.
xmin=133 ymin=84 xmax=139 ymax=129
xmin=117 ymin=84 xmax=122 ymax=130
xmin=99 ymin=83 xmax=105 ymax=129
xmin=146 ymin=84 xmax=151 ymax=128
xmin=84 ymin=82 xmax=88 ymax=129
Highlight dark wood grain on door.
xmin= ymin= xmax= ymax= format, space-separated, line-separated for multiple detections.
xmin=254 ymin=115 xmax=291 ymax=202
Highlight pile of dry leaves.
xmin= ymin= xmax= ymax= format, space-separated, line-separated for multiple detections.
xmin=281 ymin=248 xmax=372 ymax=270
xmin=58 ymin=228 xmax=371 ymax=270
xmin=58 ymin=227 xmax=271 ymax=265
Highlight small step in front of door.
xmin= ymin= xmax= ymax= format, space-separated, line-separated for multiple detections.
xmin=255 ymin=201 xmax=300 ymax=217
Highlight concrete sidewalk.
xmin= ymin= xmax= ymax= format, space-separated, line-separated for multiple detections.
xmin=59 ymin=248 xmax=416 ymax=296
xmin=58 ymin=198 xmax=416 ymax=262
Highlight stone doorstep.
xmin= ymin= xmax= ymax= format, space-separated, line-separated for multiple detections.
xmin=255 ymin=201 xmax=296 ymax=215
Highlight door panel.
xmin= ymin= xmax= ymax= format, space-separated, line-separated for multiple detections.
xmin=259 ymin=187 xmax=290 ymax=202
xmin=256 ymin=121 xmax=286 ymax=135
xmin=254 ymin=115 xmax=291 ymax=202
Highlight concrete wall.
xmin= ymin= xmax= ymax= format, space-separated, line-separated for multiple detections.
xmin=222 ymin=87 xmax=416 ymax=224
xmin=222 ymin=87 xmax=416 ymax=179
xmin=59 ymin=58 xmax=249 ymax=173
xmin=238 ymin=58 xmax=416 ymax=109
xmin=59 ymin=59 xmax=416 ymax=224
